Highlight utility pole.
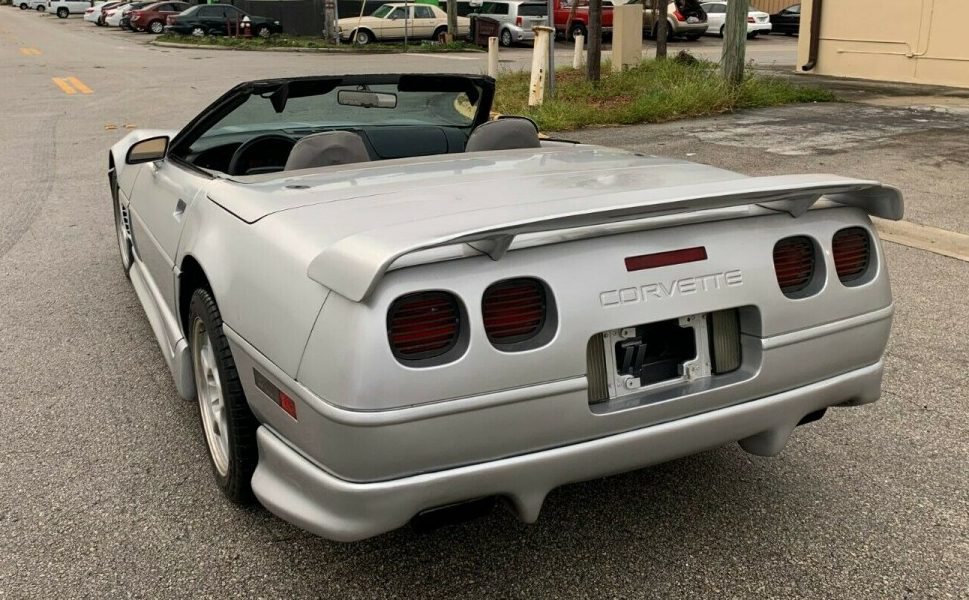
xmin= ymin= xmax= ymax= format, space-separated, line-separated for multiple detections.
xmin=587 ymin=0 xmax=602 ymax=81
xmin=654 ymin=1 xmax=667 ymax=58
xmin=446 ymin=0 xmax=458 ymax=42
xmin=721 ymin=0 xmax=748 ymax=83
xmin=545 ymin=0 xmax=555 ymax=95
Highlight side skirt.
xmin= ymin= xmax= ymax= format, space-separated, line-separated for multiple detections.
xmin=129 ymin=255 xmax=196 ymax=401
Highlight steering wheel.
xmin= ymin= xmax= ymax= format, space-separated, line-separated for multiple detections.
xmin=226 ymin=134 xmax=297 ymax=176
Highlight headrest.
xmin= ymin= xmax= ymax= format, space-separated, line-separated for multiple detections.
xmin=465 ymin=117 xmax=541 ymax=152
xmin=284 ymin=131 xmax=371 ymax=171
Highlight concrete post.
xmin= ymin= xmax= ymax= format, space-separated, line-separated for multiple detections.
xmin=487 ymin=37 xmax=499 ymax=78
xmin=573 ymin=34 xmax=584 ymax=69
xmin=611 ymin=3 xmax=643 ymax=72
xmin=529 ymin=26 xmax=555 ymax=106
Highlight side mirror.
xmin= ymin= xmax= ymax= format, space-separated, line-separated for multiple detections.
xmin=126 ymin=136 xmax=169 ymax=164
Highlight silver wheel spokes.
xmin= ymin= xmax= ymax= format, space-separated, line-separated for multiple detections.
xmin=192 ymin=320 xmax=230 ymax=477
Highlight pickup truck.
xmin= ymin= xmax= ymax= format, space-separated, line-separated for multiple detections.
xmin=553 ymin=0 xmax=613 ymax=39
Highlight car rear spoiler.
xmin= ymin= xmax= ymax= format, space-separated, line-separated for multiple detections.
xmin=306 ymin=175 xmax=903 ymax=302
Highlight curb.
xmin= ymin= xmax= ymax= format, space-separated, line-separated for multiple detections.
xmin=150 ymin=40 xmax=484 ymax=54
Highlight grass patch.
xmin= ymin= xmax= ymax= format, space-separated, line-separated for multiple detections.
xmin=155 ymin=33 xmax=480 ymax=53
xmin=494 ymin=57 xmax=836 ymax=131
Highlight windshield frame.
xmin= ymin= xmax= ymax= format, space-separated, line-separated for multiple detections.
xmin=167 ymin=74 xmax=496 ymax=169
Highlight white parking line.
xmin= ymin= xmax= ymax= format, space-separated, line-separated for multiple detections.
xmin=403 ymin=53 xmax=479 ymax=60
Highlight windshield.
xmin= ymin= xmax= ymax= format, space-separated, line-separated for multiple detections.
xmin=371 ymin=4 xmax=394 ymax=17
xmin=517 ymin=3 xmax=547 ymax=15
xmin=191 ymin=81 xmax=481 ymax=150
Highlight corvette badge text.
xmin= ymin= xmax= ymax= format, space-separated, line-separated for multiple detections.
xmin=599 ymin=270 xmax=744 ymax=307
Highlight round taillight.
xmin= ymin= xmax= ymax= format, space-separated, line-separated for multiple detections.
xmin=773 ymin=236 xmax=816 ymax=296
xmin=482 ymin=278 xmax=547 ymax=347
xmin=387 ymin=291 xmax=460 ymax=361
xmin=832 ymin=227 xmax=871 ymax=283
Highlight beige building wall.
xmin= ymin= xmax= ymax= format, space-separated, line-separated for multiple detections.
xmin=750 ymin=0 xmax=794 ymax=14
xmin=796 ymin=0 xmax=969 ymax=89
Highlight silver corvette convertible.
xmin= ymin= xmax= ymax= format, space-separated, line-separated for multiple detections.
xmin=110 ymin=73 xmax=903 ymax=541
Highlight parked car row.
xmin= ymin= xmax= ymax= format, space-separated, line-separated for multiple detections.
xmin=19 ymin=0 xmax=283 ymax=38
xmin=457 ymin=0 xmax=798 ymax=47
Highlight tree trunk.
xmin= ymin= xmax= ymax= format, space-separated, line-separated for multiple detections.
xmin=446 ymin=0 xmax=458 ymax=42
xmin=721 ymin=0 xmax=748 ymax=84
xmin=565 ymin=0 xmax=579 ymax=39
xmin=655 ymin=4 xmax=667 ymax=58
xmin=587 ymin=0 xmax=602 ymax=81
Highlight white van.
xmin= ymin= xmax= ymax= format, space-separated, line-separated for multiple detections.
xmin=49 ymin=0 xmax=93 ymax=18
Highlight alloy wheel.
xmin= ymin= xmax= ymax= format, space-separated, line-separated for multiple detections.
xmin=192 ymin=319 xmax=230 ymax=477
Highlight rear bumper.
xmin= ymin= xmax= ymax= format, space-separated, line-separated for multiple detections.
xmin=504 ymin=24 xmax=534 ymax=42
xmin=674 ymin=21 xmax=708 ymax=35
xmin=252 ymin=359 xmax=885 ymax=542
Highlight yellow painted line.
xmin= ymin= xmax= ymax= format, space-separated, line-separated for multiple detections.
xmin=66 ymin=76 xmax=93 ymax=94
xmin=52 ymin=77 xmax=76 ymax=95
xmin=873 ymin=218 xmax=969 ymax=263
xmin=20 ymin=48 xmax=43 ymax=56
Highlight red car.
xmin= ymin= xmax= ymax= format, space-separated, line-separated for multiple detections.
xmin=129 ymin=1 xmax=190 ymax=33
xmin=553 ymin=0 xmax=614 ymax=40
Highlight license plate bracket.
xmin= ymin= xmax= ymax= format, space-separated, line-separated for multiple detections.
xmin=601 ymin=314 xmax=712 ymax=399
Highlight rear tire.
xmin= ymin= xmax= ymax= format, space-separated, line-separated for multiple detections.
xmin=499 ymin=28 xmax=512 ymax=47
xmin=255 ymin=24 xmax=270 ymax=38
xmin=57 ymin=7 xmax=68 ymax=18
xmin=188 ymin=288 xmax=259 ymax=505
xmin=433 ymin=25 xmax=447 ymax=41
xmin=20 ymin=3 xmax=27 ymax=10
xmin=148 ymin=19 xmax=163 ymax=33
xmin=37 ymin=5 xmax=45 ymax=11
xmin=191 ymin=25 xmax=206 ymax=36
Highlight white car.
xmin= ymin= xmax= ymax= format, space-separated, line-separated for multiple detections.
xmin=48 ymin=0 xmax=91 ymax=18
xmin=338 ymin=2 xmax=470 ymax=45
xmin=18 ymin=0 xmax=47 ymax=11
xmin=83 ymin=1 xmax=110 ymax=23
xmin=105 ymin=3 xmax=130 ymax=26
xmin=701 ymin=1 xmax=771 ymax=37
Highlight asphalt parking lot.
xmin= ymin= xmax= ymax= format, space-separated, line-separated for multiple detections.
xmin=1 ymin=7 xmax=967 ymax=598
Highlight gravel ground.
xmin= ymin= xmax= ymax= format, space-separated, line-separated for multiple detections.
xmin=0 ymin=8 xmax=966 ymax=598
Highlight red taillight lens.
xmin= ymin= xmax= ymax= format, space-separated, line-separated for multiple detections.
xmin=832 ymin=227 xmax=871 ymax=283
xmin=515 ymin=16 xmax=522 ymax=26
xmin=673 ymin=10 xmax=685 ymax=21
xmin=482 ymin=278 xmax=546 ymax=346
xmin=773 ymin=236 xmax=815 ymax=295
xmin=167 ymin=15 xmax=175 ymax=24
xmin=747 ymin=16 xmax=756 ymax=22
xmin=387 ymin=291 xmax=460 ymax=360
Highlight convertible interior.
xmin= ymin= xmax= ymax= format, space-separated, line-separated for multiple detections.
xmin=171 ymin=74 xmax=542 ymax=177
